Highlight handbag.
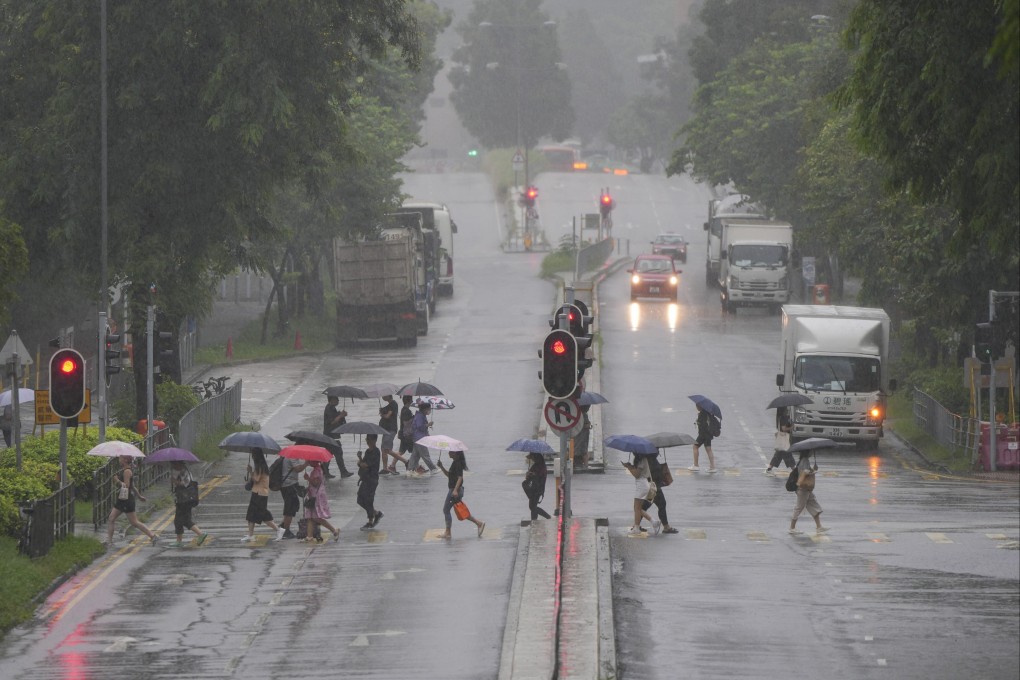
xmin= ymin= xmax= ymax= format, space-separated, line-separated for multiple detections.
xmin=659 ymin=463 xmax=674 ymax=488
xmin=296 ymin=484 xmax=307 ymax=498
xmin=176 ymin=481 xmax=200 ymax=508
xmin=645 ymin=480 xmax=658 ymax=501
xmin=303 ymin=494 xmax=317 ymax=509
xmin=774 ymin=431 xmax=791 ymax=451
xmin=785 ymin=468 xmax=799 ymax=492
xmin=798 ymin=469 xmax=816 ymax=492
xmin=453 ymin=499 xmax=470 ymax=521
xmin=117 ymin=485 xmax=130 ymax=501
xmin=244 ymin=480 xmax=253 ymax=491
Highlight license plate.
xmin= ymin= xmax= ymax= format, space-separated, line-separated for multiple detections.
xmin=828 ymin=428 xmax=843 ymax=436
xmin=649 ymin=286 xmax=660 ymax=293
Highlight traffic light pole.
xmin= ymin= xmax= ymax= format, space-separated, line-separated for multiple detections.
xmin=98 ymin=311 xmax=107 ymax=442
xmin=146 ymin=304 xmax=155 ymax=450
xmin=989 ymin=361 xmax=997 ymax=472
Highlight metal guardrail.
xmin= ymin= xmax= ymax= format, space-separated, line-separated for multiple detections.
xmin=575 ymin=237 xmax=616 ymax=276
xmin=18 ymin=483 xmax=76 ymax=558
xmin=912 ymin=388 xmax=982 ymax=464
xmin=177 ymin=379 xmax=242 ymax=452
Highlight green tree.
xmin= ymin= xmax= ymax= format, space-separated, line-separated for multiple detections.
xmin=449 ymin=0 xmax=573 ymax=148
xmin=840 ymin=0 xmax=1020 ymax=254
xmin=0 ymin=212 xmax=27 ymax=327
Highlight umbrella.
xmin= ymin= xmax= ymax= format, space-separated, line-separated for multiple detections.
xmin=218 ymin=431 xmax=281 ymax=453
xmin=577 ymin=391 xmax=609 ymax=406
xmin=766 ymin=394 xmax=814 ymax=409
xmin=397 ymin=380 xmax=444 ymax=397
xmin=416 ymin=396 xmax=455 ymax=410
xmin=788 ymin=437 xmax=836 ymax=453
xmin=506 ymin=438 xmax=555 ymax=454
xmin=143 ymin=447 xmax=200 ymax=464
xmin=323 ymin=385 xmax=369 ymax=399
xmin=603 ymin=434 xmax=657 ymax=455
xmin=332 ymin=421 xmax=388 ymax=436
xmin=87 ymin=440 xmax=145 ymax=458
xmin=415 ymin=434 xmax=468 ymax=452
xmin=279 ymin=444 xmax=332 ymax=463
xmin=643 ymin=432 xmax=696 ymax=448
xmin=0 ymin=388 xmax=34 ymax=408
xmin=361 ymin=383 xmax=400 ymax=399
xmin=285 ymin=430 xmax=336 ymax=447
xmin=687 ymin=394 xmax=722 ymax=420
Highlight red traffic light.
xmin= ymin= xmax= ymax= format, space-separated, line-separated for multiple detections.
xmin=59 ymin=358 xmax=78 ymax=374
xmin=551 ymin=339 xmax=567 ymax=354
xmin=526 ymin=186 xmax=538 ymax=200
xmin=600 ymin=194 xmax=612 ymax=205
xmin=49 ymin=348 xmax=86 ymax=419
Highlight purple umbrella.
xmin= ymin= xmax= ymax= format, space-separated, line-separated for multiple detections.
xmin=143 ymin=448 xmax=200 ymax=464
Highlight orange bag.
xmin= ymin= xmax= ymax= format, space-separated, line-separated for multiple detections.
xmin=453 ymin=500 xmax=470 ymax=521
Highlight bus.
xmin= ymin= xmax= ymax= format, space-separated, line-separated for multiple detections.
xmin=539 ymin=145 xmax=581 ymax=172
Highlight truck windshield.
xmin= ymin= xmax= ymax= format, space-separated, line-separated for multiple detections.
xmin=731 ymin=244 xmax=785 ymax=267
xmin=794 ymin=356 xmax=881 ymax=393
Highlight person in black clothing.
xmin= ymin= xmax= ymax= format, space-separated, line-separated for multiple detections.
xmin=437 ymin=450 xmax=485 ymax=539
xmin=378 ymin=394 xmax=406 ymax=474
xmin=689 ymin=404 xmax=717 ymax=473
xmin=357 ymin=434 xmax=383 ymax=530
xmin=395 ymin=395 xmax=416 ymax=473
xmin=322 ymin=395 xmax=352 ymax=478
xmin=523 ymin=453 xmax=551 ymax=520
xmin=641 ymin=453 xmax=678 ymax=534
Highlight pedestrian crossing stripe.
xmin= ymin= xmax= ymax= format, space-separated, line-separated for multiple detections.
xmin=925 ymin=532 xmax=953 ymax=544
xmin=867 ymin=533 xmax=890 ymax=542
xmin=746 ymin=531 xmax=769 ymax=542
xmin=685 ymin=528 xmax=706 ymax=540
xmin=367 ymin=532 xmax=387 ymax=543
xmin=809 ymin=534 xmax=831 ymax=543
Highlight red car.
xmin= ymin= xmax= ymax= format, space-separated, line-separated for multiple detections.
xmin=651 ymin=233 xmax=688 ymax=263
xmin=629 ymin=254 xmax=680 ymax=301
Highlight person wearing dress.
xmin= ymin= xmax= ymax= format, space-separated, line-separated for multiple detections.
xmin=242 ymin=449 xmax=283 ymax=542
xmin=303 ymin=460 xmax=341 ymax=542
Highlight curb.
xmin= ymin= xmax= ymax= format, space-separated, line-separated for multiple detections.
xmin=887 ymin=429 xmax=1020 ymax=484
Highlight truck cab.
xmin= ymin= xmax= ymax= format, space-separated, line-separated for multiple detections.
xmin=718 ymin=220 xmax=793 ymax=314
xmin=393 ymin=202 xmax=457 ymax=296
xmin=704 ymin=194 xmax=767 ymax=287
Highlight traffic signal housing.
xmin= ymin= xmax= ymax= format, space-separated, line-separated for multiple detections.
xmin=975 ymin=322 xmax=994 ymax=361
xmin=599 ymin=192 xmax=614 ymax=218
xmin=156 ymin=331 xmax=176 ymax=382
xmin=49 ymin=349 xmax=86 ymax=419
xmin=105 ymin=332 xmax=123 ymax=376
xmin=521 ymin=186 xmax=538 ymax=208
xmin=540 ymin=330 xmax=578 ymax=399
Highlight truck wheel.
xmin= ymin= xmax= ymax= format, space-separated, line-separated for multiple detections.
xmin=725 ymin=300 xmax=736 ymax=315
xmin=429 ymin=297 xmax=437 ymax=314
xmin=706 ymin=269 xmax=714 ymax=287
xmin=417 ymin=314 xmax=429 ymax=336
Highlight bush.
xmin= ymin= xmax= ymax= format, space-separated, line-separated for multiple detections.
xmin=155 ymin=379 xmax=200 ymax=435
xmin=0 ymin=495 xmax=20 ymax=537
xmin=905 ymin=366 xmax=970 ymax=416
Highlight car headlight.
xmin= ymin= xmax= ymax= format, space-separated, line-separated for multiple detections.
xmin=631 ymin=274 xmax=640 ymax=285
xmin=794 ymin=406 xmax=810 ymax=424
xmin=669 ymin=276 xmax=678 ymax=286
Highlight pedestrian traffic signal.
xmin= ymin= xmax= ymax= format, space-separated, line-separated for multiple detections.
xmin=49 ymin=349 xmax=86 ymax=418
xmin=105 ymin=332 xmax=123 ymax=376
xmin=599 ymin=192 xmax=614 ymax=218
xmin=521 ymin=186 xmax=538 ymax=208
xmin=540 ymin=330 xmax=578 ymax=399
xmin=975 ymin=322 xmax=994 ymax=361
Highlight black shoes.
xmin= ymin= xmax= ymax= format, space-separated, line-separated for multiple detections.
xmin=340 ymin=469 xmax=354 ymax=478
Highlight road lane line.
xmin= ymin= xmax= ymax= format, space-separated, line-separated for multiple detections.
xmin=925 ymin=532 xmax=954 ymax=544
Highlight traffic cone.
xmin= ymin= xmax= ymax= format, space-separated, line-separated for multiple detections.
xmin=225 ymin=337 xmax=233 ymax=359
xmin=294 ymin=331 xmax=303 ymax=350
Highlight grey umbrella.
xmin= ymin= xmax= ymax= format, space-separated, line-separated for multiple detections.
xmin=331 ymin=421 xmax=389 ymax=436
xmin=218 ymin=431 xmax=281 ymax=453
xmin=643 ymin=432 xmax=696 ymax=448
xmin=361 ymin=383 xmax=400 ymax=399
xmin=285 ymin=431 xmax=337 ymax=447
xmin=787 ymin=437 xmax=836 ymax=453
xmin=577 ymin=391 xmax=609 ymax=406
xmin=766 ymin=394 xmax=814 ymax=409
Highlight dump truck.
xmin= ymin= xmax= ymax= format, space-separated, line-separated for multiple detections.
xmin=391 ymin=202 xmax=457 ymax=296
xmin=704 ymin=193 xmax=767 ymax=287
xmin=333 ymin=225 xmax=431 ymax=347
xmin=776 ymin=305 xmax=896 ymax=448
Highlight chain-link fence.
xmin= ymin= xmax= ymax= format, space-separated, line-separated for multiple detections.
xmin=912 ymin=387 xmax=982 ymax=465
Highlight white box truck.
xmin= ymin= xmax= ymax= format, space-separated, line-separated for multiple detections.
xmin=718 ymin=220 xmax=794 ymax=314
xmin=776 ymin=305 xmax=897 ymax=448
xmin=393 ymin=202 xmax=457 ymax=296
xmin=703 ymin=193 xmax=767 ymax=287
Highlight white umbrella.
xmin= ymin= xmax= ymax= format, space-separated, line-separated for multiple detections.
xmin=87 ymin=441 xmax=145 ymax=458
xmin=415 ymin=435 xmax=468 ymax=452
xmin=0 ymin=388 xmax=35 ymax=408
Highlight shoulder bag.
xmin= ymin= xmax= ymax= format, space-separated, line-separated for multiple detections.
xmin=785 ymin=468 xmax=799 ymax=492
xmin=657 ymin=454 xmax=673 ymax=488
xmin=176 ymin=480 xmax=200 ymax=508
xmin=774 ymin=431 xmax=791 ymax=451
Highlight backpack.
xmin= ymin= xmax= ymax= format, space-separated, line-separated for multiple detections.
xmin=268 ymin=457 xmax=284 ymax=492
xmin=785 ymin=467 xmax=799 ymax=492
xmin=709 ymin=415 xmax=721 ymax=437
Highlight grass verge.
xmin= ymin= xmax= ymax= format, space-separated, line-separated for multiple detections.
xmin=886 ymin=391 xmax=972 ymax=472
xmin=195 ymin=309 xmax=335 ymax=366
xmin=0 ymin=535 xmax=105 ymax=635
xmin=541 ymin=250 xmax=576 ymax=279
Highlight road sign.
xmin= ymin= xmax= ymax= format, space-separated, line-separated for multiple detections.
xmin=512 ymin=149 xmax=524 ymax=172
xmin=0 ymin=332 xmax=33 ymax=367
xmin=35 ymin=389 xmax=92 ymax=425
xmin=544 ymin=396 xmax=581 ymax=432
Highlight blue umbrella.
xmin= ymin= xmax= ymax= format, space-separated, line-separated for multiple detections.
xmin=687 ymin=394 xmax=722 ymax=420
xmin=506 ymin=438 xmax=555 ymax=454
xmin=218 ymin=431 xmax=281 ymax=453
xmin=577 ymin=391 xmax=609 ymax=406
xmin=603 ymin=434 xmax=657 ymax=455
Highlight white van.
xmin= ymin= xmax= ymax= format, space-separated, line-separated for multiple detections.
xmin=396 ymin=202 xmax=457 ymax=295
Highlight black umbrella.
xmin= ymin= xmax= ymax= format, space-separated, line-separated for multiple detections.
xmin=787 ymin=437 xmax=836 ymax=453
xmin=285 ymin=431 xmax=336 ymax=448
xmin=397 ymin=380 xmax=444 ymax=397
xmin=324 ymin=385 xmax=369 ymax=399
xmin=332 ymin=421 xmax=389 ymax=436
xmin=643 ymin=432 xmax=696 ymax=448
xmin=766 ymin=394 xmax=814 ymax=409
xmin=577 ymin=391 xmax=609 ymax=406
